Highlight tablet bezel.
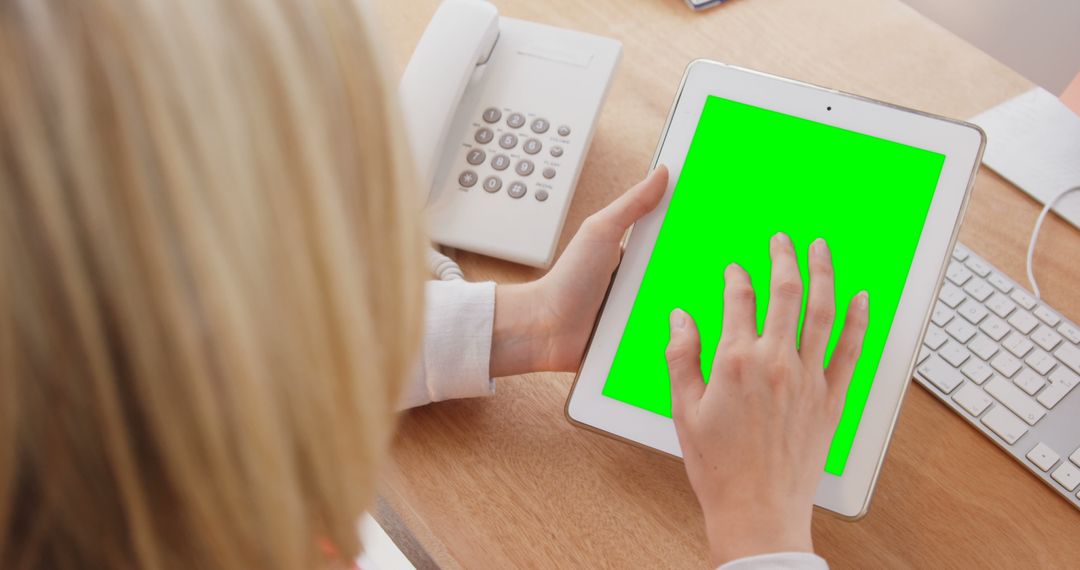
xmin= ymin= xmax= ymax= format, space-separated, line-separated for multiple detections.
xmin=565 ymin=60 xmax=985 ymax=519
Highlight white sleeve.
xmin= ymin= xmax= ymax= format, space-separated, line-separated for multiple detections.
xmin=717 ymin=552 xmax=828 ymax=570
xmin=398 ymin=280 xmax=498 ymax=410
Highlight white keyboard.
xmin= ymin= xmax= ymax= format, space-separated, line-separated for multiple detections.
xmin=914 ymin=242 xmax=1080 ymax=511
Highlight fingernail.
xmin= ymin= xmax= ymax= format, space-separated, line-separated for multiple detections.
xmin=811 ymin=238 xmax=829 ymax=259
xmin=773 ymin=232 xmax=791 ymax=246
xmin=670 ymin=308 xmax=687 ymax=330
xmin=856 ymin=291 xmax=869 ymax=310
xmin=725 ymin=262 xmax=744 ymax=276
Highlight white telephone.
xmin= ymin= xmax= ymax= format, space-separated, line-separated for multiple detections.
xmin=400 ymin=0 xmax=622 ymax=268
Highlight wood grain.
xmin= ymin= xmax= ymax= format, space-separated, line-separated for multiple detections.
xmin=371 ymin=0 xmax=1080 ymax=567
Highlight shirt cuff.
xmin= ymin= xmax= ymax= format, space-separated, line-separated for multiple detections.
xmin=717 ymin=552 xmax=829 ymax=570
xmin=402 ymin=280 xmax=497 ymax=408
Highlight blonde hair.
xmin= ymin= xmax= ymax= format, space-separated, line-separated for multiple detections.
xmin=0 ymin=0 xmax=424 ymax=568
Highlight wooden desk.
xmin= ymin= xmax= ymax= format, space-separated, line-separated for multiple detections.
xmin=373 ymin=0 xmax=1080 ymax=566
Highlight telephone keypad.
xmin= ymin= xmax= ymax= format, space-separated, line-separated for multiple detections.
xmin=475 ymin=128 xmax=494 ymax=144
xmin=508 ymin=182 xmax=527 ymax=199
xmin=498 ymin=133 xmax=518 ymax=149
xmin=491 ymin=154 xmax=510 ymax=171
xmin=461 ymin=107 xmax=569 ymax=202
xmin=466 ymin=149 xmax=486 ymax=165
xmin=515 ymin=159 xmax=534 ymax=177
xmin=507 ymin=113 xmax=526 ymax=128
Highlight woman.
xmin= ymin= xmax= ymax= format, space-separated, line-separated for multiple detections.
xmin=0 ymin=0 xmax=868 ymax=568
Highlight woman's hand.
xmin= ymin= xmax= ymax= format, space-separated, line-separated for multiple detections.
xmin=664 ymin=234 xmax=869 ymax=566
xmin=490 ymin=166 xmax=669 ymax=377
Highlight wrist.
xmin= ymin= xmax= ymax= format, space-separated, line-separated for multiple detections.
xmin=490 ymin=282 xmax=552 ymax=377
xmin=702 ymin=505 xmax=813 ymax=566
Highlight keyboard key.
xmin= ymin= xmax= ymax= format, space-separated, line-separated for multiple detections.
xmin=981 ymin=405 xmax=1027 ymax=445
xmin=985 ymin=376 xmax=1046 ymax=425
xmin=984 ymin=293 xmax=1016 ymax=318
xmin=917 ymin=346 xmax=930 ymax=365
xmin=918 ymin=355 xmax=964 ymax=394
xmin=961 ymin=360 xmax=993 ymax=384
xmin=1034 ymin=305 xmax=1061 ymax=327
xmin=947 ymin=261 xmax=973 ymax=286
xmin=938 ymin=283 xmax=967 ymax=308
xmin=1008 ymin=309 xmax=1040 ymax=335
xmin=1027 ymin=442 xmax=1061 ymax=472
xmin=940 ymin=342 xmax=971 ymax=368
xmin=931 ymin=302 xmax=955 ymax=326
xmin=946 ymin=319 xmax=977 ymax=344
xmin=968 ymin=334 xmax=999 ymax=361
xmin=1071 ymin=448 xmax=1080 ymax=467
xmin=1010 ymin=288 xmax=1037 ymax=310
xmin=990 ymin=352 xmax=1022 ymax=378
xmin=957 ymin=300 xmax=989 ymax=324
xmin=1031 ymin=325 xmax=1062 ymax=352
xmin=1025 ymin=349 xmax=1056 ymax=376
xmin=953 ymin=383 xmax=993 ymax=416
xmin=1054 ymin=342 xmax=1080 ymax=375
xmin=980 ymin=316 xmax=1010 ymax=341
xmin=953 ymin=243 xmax=970 ymax=261
xmin=1051 ymin=462 xmax=1080 ymax=492
xmin=965 ymin=257 xmax=992 ymax=277
xmin=987 ymin=272 xmax=1014 ymax=293
xmin=1058 ymin=322 xmax=1080 ymax=344
xmin=1002 ymin=332 xmax=1034 ymax=358
xmin=964 ymin=278 xmax=994 ymax=302
xmin=1013 ymin=368 xmax=1046 ymax=396
xmin=923 ymin=325 xmax=949 ymax=350
xmin=1037 ymin=367 xmax=1079 ymax=408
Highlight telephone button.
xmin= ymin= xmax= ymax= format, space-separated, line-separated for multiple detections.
xmin=491 ymin=154 xmax=510 ymax=171
xmin=466 ymin=149 xmax=486 ymax=165
xmin=458 ymin=170 xmax=478 ymax=188
xmin=530 ymin=118 xmax=550 ymax=134
xmin=515 ymin=159 xmax=534 ymax=177
xmin=499 ymin=133 xmax=518 ymax=149
xmin=523 ymin=138 xmax=542 ymax=155
xmin=482 ymin=107 xmax=502 ymax=123
xmin=507 ymin=112 xmax=526 ymax=128
xmin=474 ymin=128 xmax=494 ymax=144
xmin=542 ymin=167 xmax=556 ymax=179
xmin=508 ymin=182 xmax=527 ymax=199
xmin=550 ymin=145 xmax=564 ymax=158
xmin=557 ymin=125 xmax=571 ymax=137
xmin=535 ymin=189 xmax=549 ymax=202
xmin=483 ymin=176 xmax=502 ymax=193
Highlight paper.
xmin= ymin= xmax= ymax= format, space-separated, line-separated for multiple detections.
xmin=358 ymin=514 xmax=414 ymax=570
xmin=970 ymin=87 xmax=1080 ymax=230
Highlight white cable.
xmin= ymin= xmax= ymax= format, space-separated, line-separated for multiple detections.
xmin=1026 ymin=185 xmax=1080 ymax=299
xmin=427 ymin=246 xmax=464 ymax=281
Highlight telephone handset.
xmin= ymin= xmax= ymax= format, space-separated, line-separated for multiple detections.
xmin=400 ymin=0 xmax=621 ymax=268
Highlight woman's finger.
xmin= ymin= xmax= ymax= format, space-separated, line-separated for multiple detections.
xmin=587 ymin=165 xmax=669 ymax=241
xmin=666 ymin=308 xmax=706 ymax=421
xmin=825 ymin=292 xmax=870 ymax=398
xmin=799 ymin=238 xmax=836 ymax=367
xmin=719 ymin=263 xmax=758 ymax=344
xmin=763 ymin=232 xmax=804 ymax=342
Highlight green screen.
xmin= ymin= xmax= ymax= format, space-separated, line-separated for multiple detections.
xmin=603 ymin=96 xmax=944 ymax=475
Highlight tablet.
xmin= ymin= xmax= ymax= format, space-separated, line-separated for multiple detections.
xmin=566 ymin=60 xmax=985 ymax=519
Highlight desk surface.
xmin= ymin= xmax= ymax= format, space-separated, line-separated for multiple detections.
xmin=372 ymin=0 xmax=1080 ymax=567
